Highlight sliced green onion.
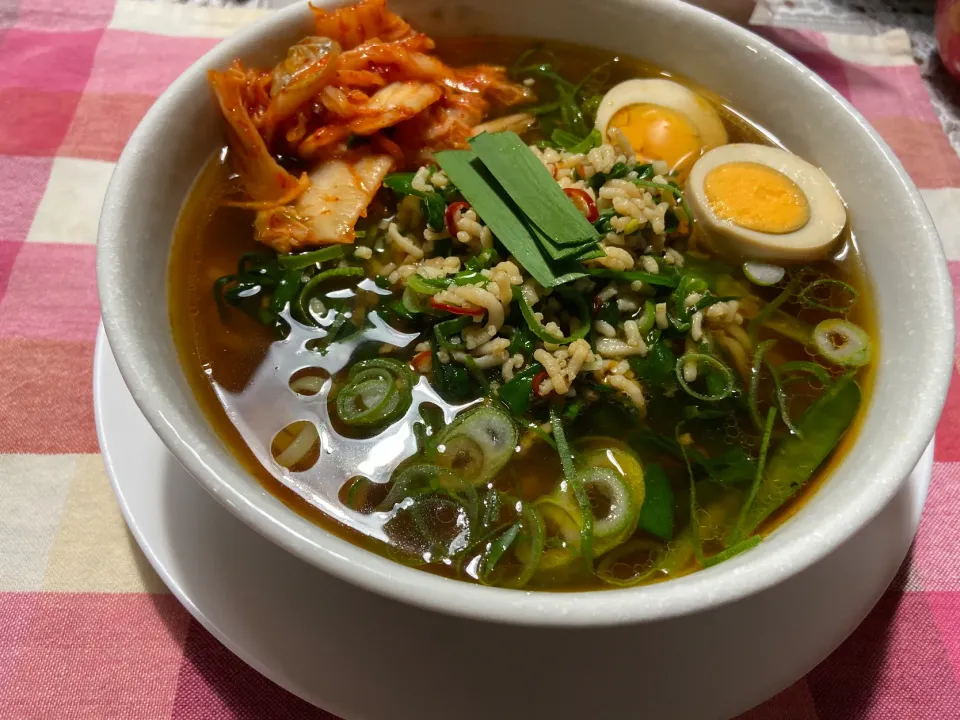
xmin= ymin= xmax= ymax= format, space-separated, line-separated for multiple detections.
xmin=677 ymin=424 xmax=706 ymax=565
xmin=675 ymin=354 xmax=735 ymax=402
xmin=575 ymin=440 xmax=646 ymax=554
xmin=702 ymin=534 xmax=762 ymax=568
xmin=506 ymin=503 xmax=545 ymax=588
xmin=813 ymin=318 xmax=872 ymax=367
xmin=212 ymin=274 xmax=236 ymax=319
xmin=335 ymin=358 xmax=414 ymax=428
xmin=406 ymin=273 xmax=448 ymax=296
xmin=729 ymin=406 xmax=776 ymax=546
xmin=742 ymin=261 xmax=785 ymax=287
xmin=295 ymin=266 xmax=364 ymax=325
xmin=596 ymin=538 xmax=665 ymax=586
xmin=578 ymin=466 xmax=634 ymax=539
xmin=379 ymin=464 xmax=440 ymax=512
xmin=748 ymin=275 xmax=800 ymax=344
xmin=401 ymin=284 xmax=433 ymax=315
xmin=469 ymin=131 xmax=599 ymax=247
xmin=513 ymin=287 xmax=590 ymax=345
xmin=766 ymin=358 xmax=801 ymax=437
xmin=635 ymin=300 xmax=656 ymax=335
xmin=386 ymin=489 xmax=473 ymax=561
xmin=336 ymin=375 xmax=398 ymax=425
xmin=308 ymin=313 xmax=347 ymax=355
xmin=716 ymin=272 xmax=811 ymax=344
xmin=778 ymin=360 xmax=832 ymax=386
xmin=432 ymin=315 xmax=472 ymax=351
xmin=748 ymin=339 xmax=777 ymax=432
xmin=278 ymin=245 xmax=345 ymax=270
xmin=672 ymin=274 xmax=709 ymax=332
xmin=340 ymin=475 xmax=382 ymax=513
xmin=434 ymin=405 xmax=518 ymax=486
xmin=480 ymin=489 xmax=502 ymax=530
xmin=530 ymin=498 xmax=582 ymax=570
xmin=452 ymin=270 xmax=488 ymax=286
xmin=270 ymin=266 xmax=304 ymax=315
xmin=476 ymin=504 xmax=543 ymax=588
xmin=764 ymin=312 xmax=813 ymax=345
xmin=799 ymin=278 xmax=858 ymax=312
xmin=550 ymin=406 xmax=594 ymax=566
xmin=378 ymin=464 xmax=478 ymax=525
xmin=478 ymin=522 xmax=521 ymax=585
xmin=410 ymin=494 xmax=470 ymax=555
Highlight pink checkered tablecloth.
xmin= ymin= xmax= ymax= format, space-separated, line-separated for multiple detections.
xmin=0 ymin=0 xmax=958 ymax=717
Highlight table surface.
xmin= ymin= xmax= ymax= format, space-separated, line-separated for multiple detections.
xmin=0 ymin=0 xmax=959 ymax=718
xmin=758 ymin=0 xmax=960 ymax=152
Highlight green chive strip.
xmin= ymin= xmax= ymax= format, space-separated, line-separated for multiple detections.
xmin=434 ymin=150 xmax=577 ymax=288
xmin=533 ymin=224 xmax=599 ymax=261
xmin=470 ymin=131 xmax=599 ymax=247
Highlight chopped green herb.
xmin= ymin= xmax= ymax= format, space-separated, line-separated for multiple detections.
xmin=383 ymin=172 xmax=447 ymax=231
xmin=637 ymin=463 xmax=674 ymax=541
xmin=498 ymin=363 xmax=543 ymax=416
xmin=513 ymin=287 xmax=590 ymax=345
xmin=277 ymin=245 xmax=345 ymax=270
xmin=584 ymin=267 xmax=679 ymax=289
xmin=738 ymin=374 xmax=861 ymax=535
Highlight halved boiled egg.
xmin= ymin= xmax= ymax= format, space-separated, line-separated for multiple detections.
xmin=685 ymin=144 xmax=847 ymax=262
xmin=594 ymin=79 xmax=728 ymax=177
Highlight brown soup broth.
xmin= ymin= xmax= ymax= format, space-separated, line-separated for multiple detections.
xmin=170 ymin=37 xmax=875 ymax=590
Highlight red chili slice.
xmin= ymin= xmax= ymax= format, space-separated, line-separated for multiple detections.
xmin=412 ymin=350 xmax=432 ymax=373
xmin=592 ymin=295 xmax=604 ymax=316
xmin=563 ymin=187 xmax=599 ymax=223
xmin=429 ymin=298 xmax=485 ymax=317
xmin=445 ymin=201 xmax=471 ymax=238
xmin=533 ymin=370 xmax=550 ymax=396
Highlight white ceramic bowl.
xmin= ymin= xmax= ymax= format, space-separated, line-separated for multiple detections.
xmin=97 ymin=0 xmax=953 ymax=631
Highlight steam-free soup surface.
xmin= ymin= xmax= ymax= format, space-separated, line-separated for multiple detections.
xmin=172 ymin=18 xmax=874 ymax=591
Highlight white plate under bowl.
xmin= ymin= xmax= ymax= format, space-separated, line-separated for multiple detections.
xmin=94 ymin=326 xmax=934 ymax=720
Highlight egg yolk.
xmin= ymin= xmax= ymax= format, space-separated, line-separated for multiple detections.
xmin=608 ymin=104 xmax=702 ymax=175
xmin=704 ymin=162 xmax=810 ymax=234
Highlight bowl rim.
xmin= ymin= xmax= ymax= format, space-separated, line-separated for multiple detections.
xmin=98 ymin=0 xmax=954 ymax=627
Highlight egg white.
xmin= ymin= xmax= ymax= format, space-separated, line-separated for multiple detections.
xmin=685 ymin=144 xmax=847 ymax=262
